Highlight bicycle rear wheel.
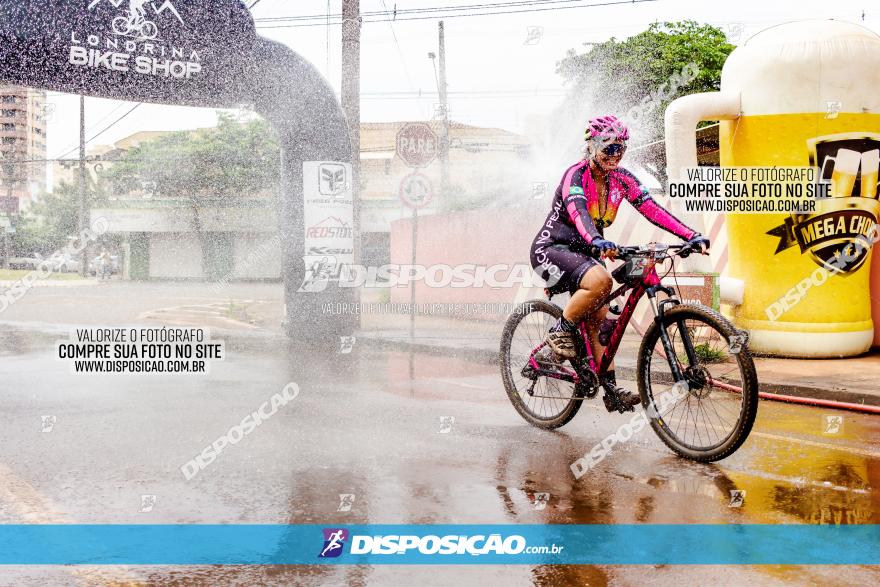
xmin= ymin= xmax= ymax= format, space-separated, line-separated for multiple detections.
xmin=112 ymin=16 xmax=130 ymax=35
xmin=499 ymin=300 xmax=585 ymax=429
xmin=636 ymin=303 xmax=758 ymax=462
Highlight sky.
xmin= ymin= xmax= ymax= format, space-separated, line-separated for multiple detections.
xmin=43 ymin=0 xmax=878 ymax=165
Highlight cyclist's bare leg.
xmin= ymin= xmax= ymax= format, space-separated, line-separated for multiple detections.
xmin=584 ymin=303 xmax=613 ymax=370
xmin=545 ymin=264 xmax=610 ymax=360
xmin=560 ymin=264 xmax=637 ymax=410
xmin=562 ymin=264 xmax=611 ymax=324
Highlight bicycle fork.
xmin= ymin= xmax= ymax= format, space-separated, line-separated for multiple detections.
xmin=646 ymin=287 xmax=693 ymax=383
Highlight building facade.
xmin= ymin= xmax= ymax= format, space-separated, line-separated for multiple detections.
xmin=90 ymin=120 xmax=532 ymax=280
xmin=359 ymin=121 xmax=532 ymax=266
xmin=0 ymin=85 xmax=48 ymax=212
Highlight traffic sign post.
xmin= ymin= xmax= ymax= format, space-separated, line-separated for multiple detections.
xmin=398 ymin=172 xmax=435 ymax=340
xmin=399 ymin=172 xmax=433 ymax=210
xmin=396 ymin=122 xmax=439 ymax=168
xmin=396 ymin=123 xmax=439 ymax=339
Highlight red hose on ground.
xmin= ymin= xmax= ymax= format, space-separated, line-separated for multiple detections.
xmin=709 ymin=378 xmax=880 ymax=414
xmin=628 ymin=320 xmax=880 ymax=416
xmin=757 ymin=391 xmax=880 ymax=414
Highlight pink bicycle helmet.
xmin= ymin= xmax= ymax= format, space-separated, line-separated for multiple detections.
xmin=585 ymin=115 xmax=630 ymax=142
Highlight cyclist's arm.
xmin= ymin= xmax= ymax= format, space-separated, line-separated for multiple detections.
xmin=621 ymin=173 xmax=697 ymax=240
xmin=562 ymin=165 xmax=602 ymax=244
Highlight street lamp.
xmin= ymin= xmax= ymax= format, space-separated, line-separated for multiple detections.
xmin=427 ymin=52 xmax=439 ymax=96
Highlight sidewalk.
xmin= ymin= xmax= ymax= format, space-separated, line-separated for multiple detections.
xmin=2 ymin=279 xmax=878 ymax=407
xmin=0 ymin=279 xmax=99 ymax=288
xmin=356 ymin=313 xmax=880 ymax=408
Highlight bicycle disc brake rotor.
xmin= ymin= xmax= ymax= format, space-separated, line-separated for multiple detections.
xmin=684 ymin=364 xmax=712 ymax=398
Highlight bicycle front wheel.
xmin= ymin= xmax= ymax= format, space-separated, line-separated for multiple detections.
xmin=140 ymin=21 xmax=158 ymax=40
xmin=637 ymin=303 xmax=758 ymax=462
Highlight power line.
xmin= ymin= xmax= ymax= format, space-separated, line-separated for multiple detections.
xmin=51 ymin=103 xmax=142 ymax=160
xmin=358 ymin=89 xmax=566 ymax=95
xmin=326 ymin=0 xmax=331 ymax=73
xmin=255 ymin=0 xmax=659 ymax=28
xmin=256 ymin=0 xmax=636 ymax=22
xmin=39 ymin=87 xmax=559 ymax=161
xmin=50 ymin=100 xmax=132 ymax=162
xmin=379 ymin=0 xmax=426 ymax=118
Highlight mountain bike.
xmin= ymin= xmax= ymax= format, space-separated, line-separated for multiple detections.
xmin=499 ymin=243 xmax=758 ymax=462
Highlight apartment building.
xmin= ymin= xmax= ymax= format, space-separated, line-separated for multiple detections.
xmin=0 ymin=85 xmax=48 ymax=212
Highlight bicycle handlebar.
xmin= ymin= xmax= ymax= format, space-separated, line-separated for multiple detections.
xmin=591 ymin=242 xmax=702 ymax=260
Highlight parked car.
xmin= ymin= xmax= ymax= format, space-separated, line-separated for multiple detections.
xmin=47 ymin=253 xmax=82 ymax=273
xmin=7 ymin=257 xmax=41 ymax=270
xmin=88 ymin=254 xmax=120 ymax=277
xmin=6 ymin=256 xmax=40 ymax=270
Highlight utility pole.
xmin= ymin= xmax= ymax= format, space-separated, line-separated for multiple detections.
xmin=1 ymin=151 xmax=14 ymax=269
xmin=341 ymin=0 xmax=361 ymax=262
xmin=437 ymin=21 xmax=450 ymax=199
xmin=78 ymin=95 xmax=88 ymax=276
xmin=326 ymin=0 xmax=332 ymax=73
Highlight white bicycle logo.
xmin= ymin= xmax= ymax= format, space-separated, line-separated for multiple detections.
xmin=112 ymin=10 xmax=158 ymax=40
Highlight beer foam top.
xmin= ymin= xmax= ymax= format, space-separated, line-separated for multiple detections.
xmin=722 ymin=20 xmax=880 ymax=116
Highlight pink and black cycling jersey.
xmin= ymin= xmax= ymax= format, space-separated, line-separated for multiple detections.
xmin=550 ymin=160 xmax=696 ymax=245
xmin=530 ymin=160 xmax=696 ymax=293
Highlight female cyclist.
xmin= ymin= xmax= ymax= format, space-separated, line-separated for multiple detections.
xmin=529 ymin=115 xmax=709 ymax=411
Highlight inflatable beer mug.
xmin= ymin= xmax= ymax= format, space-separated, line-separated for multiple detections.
xmin=665 ymin=20 xmax=880 ymax=357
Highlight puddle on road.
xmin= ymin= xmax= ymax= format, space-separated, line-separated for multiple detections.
xmin=0 ymin=326 xmax=61 ymax=357
xmin=2 ymin=326 xmax=878 ymax=587
xmin=375 ymin=349 xmax=499 ymax=402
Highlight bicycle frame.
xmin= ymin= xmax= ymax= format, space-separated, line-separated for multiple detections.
xmin=581 ymin=274 xmax=654 ymax=376
xmin=527 ymin=254 xmax=688 ymax=387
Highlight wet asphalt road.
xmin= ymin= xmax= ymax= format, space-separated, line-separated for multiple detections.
xmin=0 ymin=326 xmax=878 ymax=586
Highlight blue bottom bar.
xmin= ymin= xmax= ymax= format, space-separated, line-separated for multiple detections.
xmin=0 ymin=525 xmax=877 ymax=565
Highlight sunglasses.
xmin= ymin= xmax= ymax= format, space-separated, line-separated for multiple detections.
xmin=601 ymin=143 xmax=627 ymax=157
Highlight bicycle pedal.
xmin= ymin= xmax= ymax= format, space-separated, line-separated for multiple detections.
xmin=602 ymin=391 xmax=635 ymax=414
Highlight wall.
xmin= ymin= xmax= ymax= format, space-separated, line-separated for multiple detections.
xmin=232 ymin=233 xmax=282 ymax=280
xmin=149 ymin=233 xmax=204 ymax=279
xmin=389 ymin=201 xmax=546 ymax=315
xmin=388 ymin=188 xmax=702 ymax=321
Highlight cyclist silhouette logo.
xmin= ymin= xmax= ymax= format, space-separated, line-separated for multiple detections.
xmin=728 ymin=490 xmax=746 ymax=508
xmin=113 ymin=0 xmax=159 ymax=40
xmin=823 ymin=414 xmax=844 ymax=434
xmin=89 ymin=0 xmax=185 ymax=41
xmin=297 ymin=256 xmax=338 ymax=293
xmin=318 ymin=528 xmax=349 ymax=558
xmin=533 ymin=492 xmax=550 ymax=510
xmin=337 ymin=493 xmax=355 ymax=511
xmin=40 ymin=415 xmax=57 ymax=432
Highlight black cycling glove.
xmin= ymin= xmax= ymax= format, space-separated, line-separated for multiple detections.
xmin=687 ymin=233 xmax=711 ymax=254
xmin=591 ymin=238 xmax=618 ymax=257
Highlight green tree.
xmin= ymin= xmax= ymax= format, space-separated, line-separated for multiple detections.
xmin=10 ymin=114 xmax=278 ymax=268
xmin=105 ymin=113 xmax=281 ymax=201
xmin=102 ymin=113 xmax=281 ymax=279
xmin=11 ymin=177 xmax=109 ymax=257
xmin=554 ymin=20 xmax=735 ymax=184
